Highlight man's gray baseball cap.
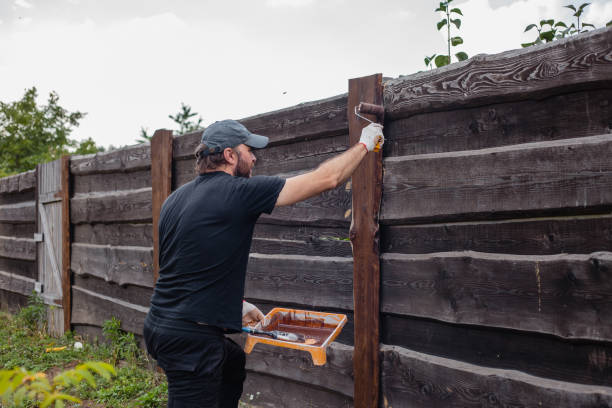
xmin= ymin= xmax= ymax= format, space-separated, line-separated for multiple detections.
xmin=199 ymin=119 xmax=269 ymax=157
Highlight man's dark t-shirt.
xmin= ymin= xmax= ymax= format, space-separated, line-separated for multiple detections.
xmin=150 ymin=171 xmax=285 ymax=332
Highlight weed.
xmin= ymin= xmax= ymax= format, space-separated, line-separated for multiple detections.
xmin=102 ymin=317 xmax=139 ymax=366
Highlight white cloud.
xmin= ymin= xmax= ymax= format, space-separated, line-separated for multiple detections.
xmin=265 ymin=0 xmax=316 ymax=7
xmin=14 ymin=0 xmax=33 ymax=9
xmin=583 ymin=2 xmax=612 ymax=28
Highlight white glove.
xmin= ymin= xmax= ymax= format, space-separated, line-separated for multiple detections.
xmin=359 ymin=123 xmax=384 ymax=152
xmin=242 ymin=301 xmax=265 ymax=326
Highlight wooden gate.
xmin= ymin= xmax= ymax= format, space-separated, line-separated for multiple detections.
xmin=36 ymin=158 xmax=70 ymax=336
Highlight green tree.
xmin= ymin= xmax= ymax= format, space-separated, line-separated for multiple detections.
xmin=137 ymin=103 xmax=204 ymax=144
xmin=0 ymin=87 xmax=102 ymax=177
xmin=426 ymin=0 xmax=468 ymax=69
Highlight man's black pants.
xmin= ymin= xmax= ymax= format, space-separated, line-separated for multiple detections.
xmin=144 ymin=311 xmax=246 ymax=408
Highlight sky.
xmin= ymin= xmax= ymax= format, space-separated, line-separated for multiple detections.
xmin=1 ymin=0 xmax=611 ymax=148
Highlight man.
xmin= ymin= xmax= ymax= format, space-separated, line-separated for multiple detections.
xmin=144 ymin=119 xmax=384 ymax=407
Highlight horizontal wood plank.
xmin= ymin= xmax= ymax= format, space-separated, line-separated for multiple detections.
xmin=252 ymin=223 xmax=352 ymax=257
xmin=70 ymin=144 xmax=151 ymax=175
xmin=0 ymin=223 xmax=35 ymax=239
xmin=0 ymin=170 xmax=36 ymax=194
xmin=245 ymin=253 xmax=353 ymax=310
xmin=242 ymin=371 xmax=353 ymax=408
xmin=383 ymin=314 xmax=612 ymax=387
xmin=0 ymin=190 xmax=35 ymax=206
xmin=172 ymin=94 xmax=348 ymax=159
xmin=384 ymin=27 xmax=612 ymax=120
xmin=172 ymin=158 xmax=196 ymax=189
xmin=71 ymin=285 xmax=148 ymax=334
xmin=382 ymin=134 xmax=612 ymax=224
xmin=382 ymin=214 xmax=612 ymax=255
xmin=229 ymin=334 xmax=354 ymax=397
xmin=0 ymin=201 xmax=35 ymax=223
xmin=0 ymin=270 xmax=36 ymax=297
xmin=71 ymin=243 xmax=154 ymax=288
xmin=381 ymin=251 xmax=612 ymax=341
xmin=0 ymin=290 xmax=28 ymax=314
xmin=385 ymin=88 xmax=612 ymax=157
xmin=70 ymin=188 xmax=152 ymax=224
xmin=381 ymin=345 xmax=612 ymax=408
xmin=0 ymin=258 xmax=36 ymax=280
xmin=73 ymin=275 xmax=153 ymax=308
xmin=73 ymin=169 xmax=151 ymax=194
xmin=252 ymin=133 xmax=349 ymax=176
xmin=0 ymin=236 xmax=36 ymax=261
xmin=73 ymin=223 xmax=153 ymax=247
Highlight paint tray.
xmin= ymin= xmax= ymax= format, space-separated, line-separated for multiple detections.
xmin=243 ymin=307 xmax=347 ymax=366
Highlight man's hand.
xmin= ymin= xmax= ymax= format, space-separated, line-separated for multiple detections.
xmin=242 ymin=301 xmax=264 ymax=326
xmin=359 ymin=123 xmax=384 ymax=152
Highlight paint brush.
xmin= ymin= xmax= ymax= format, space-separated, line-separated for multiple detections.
xmin=242 ymin=327 xmax=305 ymax=342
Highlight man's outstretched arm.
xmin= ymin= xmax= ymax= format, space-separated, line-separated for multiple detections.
xmin=275 ymin=123 xmax=383 ymax=207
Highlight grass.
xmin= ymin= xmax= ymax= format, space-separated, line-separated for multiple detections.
xmin=0 ymin=295 xmax=167 ymax=407
xmin=0 ymin=295 xmax=258 ymax=408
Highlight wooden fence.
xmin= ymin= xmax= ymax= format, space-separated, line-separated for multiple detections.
xmin=1 ymin=27 xmax=612 ymax=407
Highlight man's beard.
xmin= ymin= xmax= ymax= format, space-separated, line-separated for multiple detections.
xmin=233 ymin=150 xmax=252 ymax=178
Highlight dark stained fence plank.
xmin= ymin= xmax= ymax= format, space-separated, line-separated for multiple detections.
xmin=61 ymin=155 xmax=71 ymax=333
xmin=381 ymin=251 xmax=612 ymax=341
xmin=70 ymin=188 xmax=152 ymax=224
xmin=240 ymin=93 xmax=348 ymax=146
xmin=252 ymin=223 xmax=352 ymax=257
xmin=382 ymin=134 xmax=612 ymax=224
xmin=0 ymin=270 xmax=36 ymax=297
xmin=245 ymin=254 xmax=353 ymax=310
xmin=0 ymin=170 xmax=36 ymax=194
xmin=73 ymin=275 xmax=153 ymax=308
xmin=382 ymin=214 xmax=612 ymax=255
xmin=71 ymin=285 xmax=148 ymax=335
xmin=0 ymin=258 xmax=36 ymax=280
xmin=0 ymin=290 xmax=28 ymax=314
xmin=253 ymin=133 xmax=349 ymax=176
xmin=383 ymin=314 xmax=612 ymax=387
xmin=0 ymin=201 xmax=35 ymax=223
xmin=172 ymin=131 xmax=200 ymax=161
xmin=0 ymin=236 xmax=36 ymax=261
xmin=385 ymin=88 xmax=612 ymax=157
xmin=172 ymin=158 xmax=195 ymax=189
xmin=70 ymin=144 xmax=151 ymax=175
xmin=229 ymin=334 xmax=354 ymax=397
xmin=384 ymin=27 xmax=612 ymax=120
xmin=73 ymin=223 xmax=153 ymax=247
xmin=241 ymin=371 xmax=353 ymax=408
xmin=72 ymin=169 xmax=151 ymax=194
xmin=172 ymin=94 xmax=348 ymax=160
xmin=381 ymin=345 xmax=612 ymax=408
xmin=71 ymin=243 xmax=154 ymax=288
xmin=0 ymin=190 xmax=35 ymax=206
xmin=260 ymin=179 xmax=351 ymax=227
xmin=0 ymin=223 xmax=35 ymax=238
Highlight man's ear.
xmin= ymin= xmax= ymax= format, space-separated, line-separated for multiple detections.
xmin=223 ymin=147 xmax=236 ymax=165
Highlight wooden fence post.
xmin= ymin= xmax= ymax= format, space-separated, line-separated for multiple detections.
xmin=61 ymin=155 xmax=71 ymax=333
xmin=348 ymin=73 xmax=384 ymax=408
xmin=151 ymin=129 xmax=174 ymax=283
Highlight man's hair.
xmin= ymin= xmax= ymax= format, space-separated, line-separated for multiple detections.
xmin=194 ymin=143 xmax=231 ymax=174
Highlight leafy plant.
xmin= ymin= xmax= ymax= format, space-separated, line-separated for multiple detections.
xmin=426 ymin=0 xmax=468 ymax=69
xmin=522 ymin=3 xmax=596 ymax=47
xmin=0 ymin=361 xmax=115 ymax=408
xmin=17 ymin=292 xmax=47 ymax=333
xmin=102 ymin=317 xmax=140 ymax=365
